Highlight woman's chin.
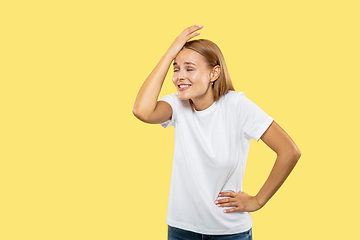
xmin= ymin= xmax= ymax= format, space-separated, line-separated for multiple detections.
xmin=177 ymin=94 xmax=190 ymax=100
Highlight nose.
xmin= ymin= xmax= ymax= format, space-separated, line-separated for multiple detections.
xmin=177 ymin=69 xmax=186 ymax=81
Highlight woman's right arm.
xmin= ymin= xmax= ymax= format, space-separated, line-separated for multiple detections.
xmin=132 ymin=24 xmax=203 ymax=124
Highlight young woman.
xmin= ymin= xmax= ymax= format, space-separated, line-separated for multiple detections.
xmin=133 ymin=24 xmax=301 ymax=240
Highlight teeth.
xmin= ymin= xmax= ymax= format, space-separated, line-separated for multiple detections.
xmin=179 ymin=85 xmax=190 ymax=88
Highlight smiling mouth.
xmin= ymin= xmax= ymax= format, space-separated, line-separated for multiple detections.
xmin=178 ymin=84 xmax=191 ymax=91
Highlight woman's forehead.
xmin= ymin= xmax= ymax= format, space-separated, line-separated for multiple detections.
xmin=174 ymin=49 xmax=206 ymax=65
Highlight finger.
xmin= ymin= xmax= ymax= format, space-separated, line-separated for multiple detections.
xmin=184 ymin=25 xmax=203 ymax=35
xmin=214 ymin=197 xmax=236 ymax=204
xmin=188 ymin=24 xmax=203 ymax=30
xmin=223 ymin=206 xmax=244 ymax=213
xmin=226 ymin=205 xmax=247 ymax=213
xmin=186 ymin=31 xmax=201 ymax=41
xmin=218 ymin=192 xmax=236 ymax=198
xmin=223 ymin=207 xmax=238 ymax=213
xmin=217 ymin=201 xmax=237 ymax=208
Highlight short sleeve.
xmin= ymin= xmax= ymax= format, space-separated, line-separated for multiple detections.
xmin=236 ymin=92 xmax=274 ymax=142
xmin=158 ymin=93 xmax=177 ymax=128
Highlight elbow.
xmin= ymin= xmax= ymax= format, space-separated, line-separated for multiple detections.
xmin=290 ymin=148 xmax=301 ymax=164
xmin=294 ymin=150 xmax=301 ymax=163
xmin=132 ymin=106 xmax=150 ymax=122
xmin=278 ymin=148 xmax=301 ymax=164
xmin=296 ymin=149 xmax=302 ymax=159
xmin=294 ymin=147 xmax=301 ymax=161
xmin=132 ymin=106 xmax=141 ymax=119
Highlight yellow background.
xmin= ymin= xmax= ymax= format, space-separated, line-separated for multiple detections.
xmin=1 ymin=0 xmax=359 ymax=239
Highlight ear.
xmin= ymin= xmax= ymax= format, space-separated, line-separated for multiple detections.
xmin=210 ymin=65 xmax=221 ymax=83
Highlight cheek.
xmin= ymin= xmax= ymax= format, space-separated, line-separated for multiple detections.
xmin=172 ymin=73 xmax=177 ymax=84
xmin=198 ymin=73 xmax=211 ymax=85
xmin=188 ymin=71 xmax=201 ymax=81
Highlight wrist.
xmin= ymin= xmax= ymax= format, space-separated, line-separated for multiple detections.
xmin=165 ymin=43 xmax=183 ymax=60
xmin=254 ymin=194 xmax=267 ymax=208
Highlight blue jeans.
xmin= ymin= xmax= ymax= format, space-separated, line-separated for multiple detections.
xmin=168 ymin=225 xmax=252 ymax=240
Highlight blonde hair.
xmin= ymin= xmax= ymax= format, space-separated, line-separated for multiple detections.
xmin=182 ymin=39 xmax=235 ymax=111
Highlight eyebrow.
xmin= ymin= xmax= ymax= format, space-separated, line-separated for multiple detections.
xmin=173 ymin=62 xmax=196 ymax=66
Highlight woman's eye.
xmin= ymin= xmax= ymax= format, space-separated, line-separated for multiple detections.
xmin=173 ymin=69 xmax=194 ymax=72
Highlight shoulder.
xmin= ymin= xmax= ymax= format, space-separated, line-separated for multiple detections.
xmin=223 ymin=90 xmax=245 ymax=98
xmin=159 ymin=92 xmax=178 ymax=101
xmin=159 ymin=92 xmax=191 ymax=111
xmin=221 ymin=90 xmax=246 ymax=105
xmin=158 ymin=92 xmax=180 ymax=106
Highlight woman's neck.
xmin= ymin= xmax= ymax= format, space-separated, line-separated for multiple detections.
xmin=191 ymin=89 xmax=215 ymax=111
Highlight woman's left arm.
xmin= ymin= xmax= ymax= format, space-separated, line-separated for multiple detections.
xmin=215 ymin=120 xmax=301 ymax=213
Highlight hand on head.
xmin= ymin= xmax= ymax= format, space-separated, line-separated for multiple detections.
xmin=167 ymin=24 xmax=203 ymax=60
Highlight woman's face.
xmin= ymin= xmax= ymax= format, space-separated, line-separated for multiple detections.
xmin=172 ymin=49 xmax=213 ymax=101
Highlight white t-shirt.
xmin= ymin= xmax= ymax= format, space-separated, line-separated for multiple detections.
xmin=158 ymin=90 xmax=274 ymax=235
